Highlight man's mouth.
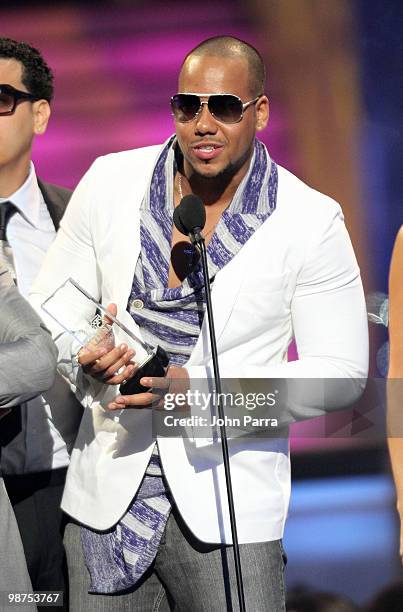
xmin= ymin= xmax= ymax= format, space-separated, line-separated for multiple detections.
xmin=192 ymin=143 xmax=224 ymax=160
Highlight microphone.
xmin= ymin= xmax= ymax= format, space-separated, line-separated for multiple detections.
xmin=173 ymin=195 xmax=206 ymax=242
xmin=173 ymin=192 xmax=246 ymax=611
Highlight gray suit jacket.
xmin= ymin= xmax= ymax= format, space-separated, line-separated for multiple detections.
xmin=0 ymin=266 xmax=57 ymax=407
xmin=0 ymin=477 xmax=34 ymax=608
xmin=0 ymin=180 xmax=69 ymax=407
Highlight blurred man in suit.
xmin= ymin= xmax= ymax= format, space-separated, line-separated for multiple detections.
xmin=0 ymin=262 xmax=56 ymax=611
xmin=0 ymin=38 xmax=82 ymax=606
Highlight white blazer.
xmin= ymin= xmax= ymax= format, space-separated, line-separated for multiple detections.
xmin=30 ymin=143 xmax=368 ymax=544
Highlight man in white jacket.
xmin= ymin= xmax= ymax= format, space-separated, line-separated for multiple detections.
xmin=31 ymin=36 xmax=368 ymax=611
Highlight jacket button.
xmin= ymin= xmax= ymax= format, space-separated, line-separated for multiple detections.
xmin=132 ymin=299 xmax=144 ymax=309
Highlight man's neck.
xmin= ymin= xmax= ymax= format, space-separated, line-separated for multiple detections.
xmin=0 ymin=158 xmax=31 ymax=199
xmin=186 ymin=173 xmax=241 ymax=208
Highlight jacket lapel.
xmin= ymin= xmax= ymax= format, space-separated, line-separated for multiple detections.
xmin=37 ymin=179 xmax=72 ymax=230
xmin=186 ymin=251 xmax=247 ymax=366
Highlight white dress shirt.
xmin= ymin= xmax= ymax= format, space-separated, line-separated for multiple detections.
xmin=0 ymin=163 xmax=71 ymax=473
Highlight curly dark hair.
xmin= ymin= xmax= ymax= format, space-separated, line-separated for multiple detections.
xmin=0 ymin=37 xmax=54 ymax=102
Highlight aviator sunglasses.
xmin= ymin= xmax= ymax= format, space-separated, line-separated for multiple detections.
xmin=171 ymin=93 xmax=261 ymax=124
xmin=0 ymin=84 xmax=40 ymax=116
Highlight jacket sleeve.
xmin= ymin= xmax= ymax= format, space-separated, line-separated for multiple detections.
xmin=186 ymin=205 xmax=369 ymax=428
xmin=30 ymin=159 xmax=108 ymax=406
xmin=0 ymin=266 xmax=57 ymax=407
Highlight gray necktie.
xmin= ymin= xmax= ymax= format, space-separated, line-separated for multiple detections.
xmin=0 ymin=201 xmax=17 ymax=281
xmin=0 ymin=201 xmax=17 ymax=241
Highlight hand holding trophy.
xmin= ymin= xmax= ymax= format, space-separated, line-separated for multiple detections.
xmin=41 ymin=279 xmax=169 ymax=407
xmin=77 ymin=303 xmax=137 ymax=387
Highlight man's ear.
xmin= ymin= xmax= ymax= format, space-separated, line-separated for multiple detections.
xmin=255 ymin=95 xmax=269 ymax=132
xmin=33 ymin=99 xmax=51 ymax=135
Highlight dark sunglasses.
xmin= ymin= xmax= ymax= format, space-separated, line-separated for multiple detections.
xmin=0 ymin=84 xmax=40 ymax=116
xmin=170 ymin=92 xmax=261 ymax=124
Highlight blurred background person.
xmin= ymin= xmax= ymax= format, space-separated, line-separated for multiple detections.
xmin=364 ymin=580 xmax=403 ymax=612
xmin=0 ymin=261 xmax=57 ymax=611
xmin=286 ymin=588 xmax=360 ymax=612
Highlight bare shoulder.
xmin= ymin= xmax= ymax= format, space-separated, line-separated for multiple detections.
xmin=394 ymin=225 xmax=403 ymax=251
xmin=390 ymin=226 xmax=403 ymax=286
xmin=389 ymin=226 xmax=403 ymax=370
xmin=389 ymin=226 xmax=403 ymax=358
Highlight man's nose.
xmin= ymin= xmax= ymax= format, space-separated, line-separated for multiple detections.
xmin=194 ymin=102 xmax=218 ymax=134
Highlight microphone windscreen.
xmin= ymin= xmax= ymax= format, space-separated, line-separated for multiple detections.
xmin=173 ymin=194 xmax=206 ymax=236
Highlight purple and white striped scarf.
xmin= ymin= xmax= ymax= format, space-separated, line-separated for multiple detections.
xmin=128 ymin=136 xmax=278 ymax=366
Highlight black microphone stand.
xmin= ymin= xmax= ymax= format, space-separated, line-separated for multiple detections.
xmin=192 ymin=227 xmax=246 ymax=612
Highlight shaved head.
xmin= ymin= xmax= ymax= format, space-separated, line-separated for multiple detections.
xmin=180 ymin=36 xmax=266 ymax=97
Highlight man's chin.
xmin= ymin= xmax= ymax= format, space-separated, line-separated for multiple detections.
xmin=189 ymin=159 xmax=221 ymax=176
xmin=191 ymin=160 xmax=236 ymax=181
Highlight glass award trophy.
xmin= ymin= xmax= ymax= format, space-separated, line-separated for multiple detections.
xmin=41 ymin=278 xmax=169 ymax=395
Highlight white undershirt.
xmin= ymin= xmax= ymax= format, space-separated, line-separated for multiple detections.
xmin=0 ymin=163 xmax=70 ymax=473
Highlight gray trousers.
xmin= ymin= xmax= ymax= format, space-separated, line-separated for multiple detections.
xmin=0 ymin=477 xmax=36 ymax=612
xmin=64 ymin=508 xmax=286 ymax=612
